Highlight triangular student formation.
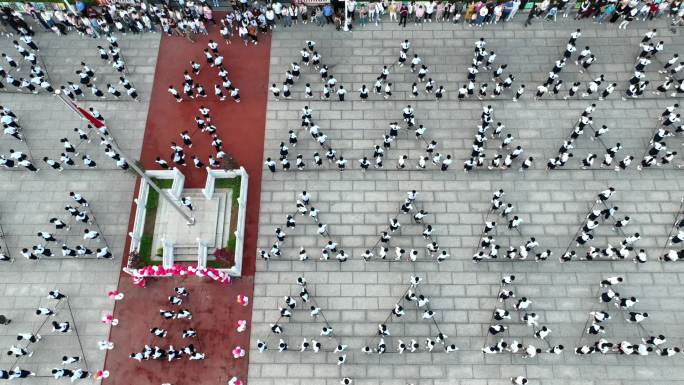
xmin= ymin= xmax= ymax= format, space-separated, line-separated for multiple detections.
xmin=473 ymin=189 xmax=547 ymax=263
xmin=659 ymin=197 xmax=684 ymax=262
xmin=574 ymin=276 xmax=679 ymax=357
xmin=259 ymin=191 xmax=449 ymax=264
xmin=559 ymin=187 xmax=644 ymax=263
xmin=482 ymin=275 xmax=563 ymax=357
xmin=361 ymin=275 xmax=458 ymax=355
xmin=256 ymin=276 xmax=346 ymax=358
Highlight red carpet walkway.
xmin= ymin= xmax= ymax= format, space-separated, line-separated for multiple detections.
xmin=102 ymin=23 xmax=271 ymax=385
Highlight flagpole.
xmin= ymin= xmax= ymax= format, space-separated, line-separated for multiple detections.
xmin=54 ymin=91 xmax=196 ymax=225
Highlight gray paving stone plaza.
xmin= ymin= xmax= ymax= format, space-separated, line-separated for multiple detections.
xmin=0 ymin=8 xmax=683 ymax=385
xmin=0 ymin=32 xmax=159 ymax=382
xmin=250 ymin=17 xmax=684 ymax=385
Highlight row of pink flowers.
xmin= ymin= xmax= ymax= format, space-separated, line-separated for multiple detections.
xmin=129 ymin=264 xmax=232 ymax=286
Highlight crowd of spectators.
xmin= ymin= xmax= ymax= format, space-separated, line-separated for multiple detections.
xmin=0 ymin=0 xmax=681 ymax=39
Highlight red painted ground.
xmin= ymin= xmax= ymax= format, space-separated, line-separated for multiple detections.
xmin=102 ymin=20 xmax=271 ymax=385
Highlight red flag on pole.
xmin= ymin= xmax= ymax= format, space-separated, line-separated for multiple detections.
xmin=76 ymin=106 xmax=106 ymax=129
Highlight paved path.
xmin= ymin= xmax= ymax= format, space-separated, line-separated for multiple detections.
xmin=0 ymin=32 xmax=159 ymax=382
xmin=250 ymin=16 xmax=684 ymax=385
xmin=102 ymin=22 xmax=272 ymax=385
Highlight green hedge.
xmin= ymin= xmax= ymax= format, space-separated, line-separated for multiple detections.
xmin=138 ymin=233 xmax=154 ymax=259
xmin=137 ymin=178 xmax=173 ymax=265
xmin=215 ymin=176 xmax=241 ymax=251
xmin=145 ymin=187 xmax=160 ymax=211
xmin=146 ymin=178 xmax=174 ymax=210
xmin=226 ymin=233 xmax=236 ymax=252
xmin=215 ymin=176 xmax=241 ymax=209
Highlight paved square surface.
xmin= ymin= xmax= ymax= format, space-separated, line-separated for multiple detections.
xmin=0 ymin=31 xmax=159 ymax=382
xmin=250 ymin=16 xmax=684 ymax=385
xmin=2 ymin=9 xmax=684 ymax=385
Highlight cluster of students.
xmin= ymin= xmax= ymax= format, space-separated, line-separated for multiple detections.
xmin=0 ymin=36 xmax=52 ymax=95
xmin=270 ymin=38 xmax=439 ymax=103
xmin=130 ymin=287 xmax=207 ymax=362
xmin=533 ymin=30 xmax=615 ymax=102
xmin=473 ymin=190 xmax=546 ymax=262
xmin=360 ymin=190 xmax=449 ymax=263
xmin=0 ymin=367 xmax=35 ymax=380
xmin=574 ymin=276 xmax=680 ymax=356
xmin=638 ymin=104 xmax=681 ymax=170
xmin=50 ymin=367 xmax=90 ymax=381
xmin=42 ymin=110 xmax=130 ymax=172
xmin=16 ymin=192 xmax=112 ymax=261
xmin=360 ymin=39 xmax=443 ymax=101
xmin=160 ymin=40 xmax=240 ymax=172
xmin=270 ymin=40 xmax=328 ymax=101
xmin=626 ymin=29 xmax=684 ymax=99
xmin=465 ymin=105 xmax=527 ymax=172
xmin=362 ymin=105 xmax=451 ymax=171
xmin=574 ymin=0 xmax=683 ymax=27
xmin=70 ymin=41 xmax=140 ymax=101
xmin=547 ymin=103 xmax=622 ymax=171
xmin=0 ymin=105 xmax=22 ymax=142
xmin=0 ymin=290 xmax=91 ymax=381
xmin=264 ymin=34 xmax=679 ymax=177
xmin=258 ymin=192 xmax=349 ymax=262
xmin=1 ymin=40 xmax=137 ymax=173
xmin=426 ymin=0 xmax=520 ymax=26
xmin=363 ymin=275 xmax=457 ymax=354
xmin=558 ymin=188 xmax=647 ymax=263
xmin=0 ymin=27 xmax=142 ymax=102
xmin=265 ymin=104 xmax=346 ymax=172
xmin=168 ymin=40 xmax=240 ymax=103
xmin=130 ymin=342 xmax=205 ymax=362
xmin=160 ymin=104 xmax=225 ymax=172
xmin=483 ymin=275 xmax=562 ymax=357
xmin=0 ymin=106 xmax=42 ymax=172
xmin=457 ymin=38 xmax=517 ymax=102
xmin=47 ymin=290 xmax=89 ymax=382
xmin=10 ymin=0 xmax=212 ymax=38
xmin=256 ymin=276 xmax=343 ymax=360
xmin=258 ymin=190 xmax=449 ymax=264
xmin=661 ymin=204 xmax=684 ymax=261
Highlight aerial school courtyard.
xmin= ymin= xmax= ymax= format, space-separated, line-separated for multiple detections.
xmin=249 ymin=4 xmax=684 ymax=385
xmin=0 ymin=1 xmax=683 ymax=385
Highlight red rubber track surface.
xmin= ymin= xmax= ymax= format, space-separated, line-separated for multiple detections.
xmin=102 ymin=20 xmax=270 ymax=385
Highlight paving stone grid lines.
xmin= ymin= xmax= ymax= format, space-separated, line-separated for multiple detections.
xmin=0 ymin=31 xmax=159 ymax=384
xmin=264 ymin=20 xmax=684 ymax=172
xmin=252 ymin=18 xmax=684 ymax=385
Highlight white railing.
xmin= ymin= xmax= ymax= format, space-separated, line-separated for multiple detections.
xmin=128 ymin=168 xmax=184 ymax=253
xmin=170 ymin=168 xmax=185 ymax=200
xmin=203 ymin=167 xmax=249 ymax=276
xmin=128 ymin=180 xmax=149 ymax=253
xmin=126 ymin=167 xmax=247 ymax=278
xmin=197 ymin=239 xmax=208 ymax=269
xmin=161 ymin=238 xmax=174 ymax=269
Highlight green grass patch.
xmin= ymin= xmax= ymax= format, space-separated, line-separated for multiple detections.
xmin=215 ymin=176 xmax=241 ymax=208
xmin=215 ymin=177 xmax=241 ymax=252
xmin=206 ymin=260 xmax=229 ymax=268
xmin=146 ymin=188 xmax=160 ymax=211
xmin=138 ymin=234 xmax=157 ymax=263
xmin=156 ymin=178 xmax=174 ymax=189
xmin=137 ymin=178 xmax=172 ymax=266
xmin=145 ymin=178 xmax=173 ymax=210
xmin=226 ymin=233 xmax=237 ymax=252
